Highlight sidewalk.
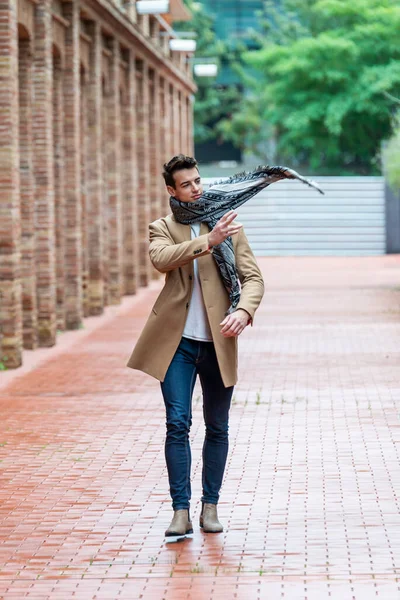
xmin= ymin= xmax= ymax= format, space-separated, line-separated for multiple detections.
xmin=0 ymin=257 xmax=400 ymax=600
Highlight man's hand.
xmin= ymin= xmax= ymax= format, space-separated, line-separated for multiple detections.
xmin=220 ymin=309 xmax=250 ymax=338
xmin=208 ymin=210 xmax=243 ymax=247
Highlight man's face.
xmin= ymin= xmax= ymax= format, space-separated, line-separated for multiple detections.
xmin=167 ymin=167 xmax=203 ymax=203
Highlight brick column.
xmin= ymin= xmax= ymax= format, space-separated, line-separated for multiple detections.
xmin=53 ymin=56 xmax=66 ymax=332
xmin=180 ymin=90 xmax=187 ymax=155
xmin=122 ymin=50 xmax=139 ymax=295
xmin=187 ymin=95 xmax=193 ymax=156
xmin=136 ymin=58 xmax=151 ymax=286
xmin=188 ymin=93 xmax=194 ymax=156
xmin=150 ymin=18 xmax=160 ymax=44
xmin=167 ymin=82 xmax=173 ymax=159
xmin=159 ymin=77 xmax=165 ymax=161
xmin=178 ymin=89 xmax=184 ymax=154
xmin=87 ymin=22 xmax=104 ymax=315
xmin=149 ymin=70 xmax=161 ymax=222
xmin=159 ymin=77 xmax=169 ymax=212
xmin=149 ymin=70 xmax=161 ymax=278
xmin=101 ymin=78 xmax=110 ymax=306
xmin=0 ymin=0 xmax=22 ymax=367
xmin=80 ymin=70 xmax=90 ymax=317
xmin=172 ymin=85 xmax=180 ymax=155
xmin=178 ymin=90 xmax=184 ymax=154
xmin=178 ymin=89 xmax=183 ymax=154
xmin=162 ymin=79 xmax=172 ymax=163
xmin=138 ymin=14 xmax=150 ymax=36
xmin=63 ymin=0 xmax=82 ymax=328
xmin=105 ymin=39 xmax=123 ymax=304
xmin=18 ymin=37 xmax=37 ymax=350
xmin=184 ymin=93 xmax=190 ymax=155
xmin=33 ymin=0 xmax=56 ymax=347
xmin=126 ymin=0 xmax=137 ymax=23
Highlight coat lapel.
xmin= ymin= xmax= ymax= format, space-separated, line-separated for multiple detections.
xmin=168 ymin=215 xmax=210 ymax=242
xmin=200 ymin=222 xmax=210 ymax=236
xmin=169 ymin=215 xmax=191 ymax=243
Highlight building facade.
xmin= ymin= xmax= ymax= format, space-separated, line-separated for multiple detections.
xmin=194 ymin=0 xmax=263 ymax=164
xmin=200 ymin=0 xmax=263 ymax=53
xmin=0 ymin=0 xmax=196 ymax=369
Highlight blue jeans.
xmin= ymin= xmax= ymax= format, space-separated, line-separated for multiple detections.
xmin=161 ymin=337 xmax=234 ymax=511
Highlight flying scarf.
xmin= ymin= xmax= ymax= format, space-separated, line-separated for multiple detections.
xmin=170 ymin=165 xmax=324 ymax=314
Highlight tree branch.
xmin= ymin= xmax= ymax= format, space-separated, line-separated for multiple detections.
xmin=383 ymin=91 xmax=400 ymax=105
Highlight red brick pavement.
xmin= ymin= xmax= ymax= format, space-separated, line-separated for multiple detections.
xmin=0 ymin=257 xmax=400 ymax=600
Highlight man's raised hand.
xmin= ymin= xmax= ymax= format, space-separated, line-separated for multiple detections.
xmin=207 ymin=210 xmax=243 ymax=248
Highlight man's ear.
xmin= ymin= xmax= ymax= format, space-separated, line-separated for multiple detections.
xmin=166 ymin=185 xmax=176 ymax=197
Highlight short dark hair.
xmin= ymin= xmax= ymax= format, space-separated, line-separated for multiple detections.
xmin=162 ymin=154 xmax=198 ymax=188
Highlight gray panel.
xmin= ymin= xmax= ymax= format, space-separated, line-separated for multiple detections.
xmin=244 ymin=196 xmax=385 ymax=205
xmin=237 ymin=212 xmax=384 ymax=222
xmin=239 ymin=204 xmax=383 ymax=212
xmin=385 ymin=184 xmax=400 ymax=253
xmin=204 ymin=176 xmax=386 ymax=255
xmin=253 ymin=249 xmax=385 ymax=256
xmin=250 ymin=235 xmax=386 ymax=243
xmin=246 ymin=226 xmax=385 ymax=234
xmin=251 ymin=241 xmax=386 ymax=248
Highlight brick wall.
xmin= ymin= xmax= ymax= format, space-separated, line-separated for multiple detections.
xmin=0 ymin=0 xmax=195 ymax=369
xmin=121 ymin=51 xmax=139 ymax=296
xmin=63 ymin=0 xmax=83 ymax=329
xmin=33 ymin=0 xmax=57 ymax=348
xmin=19 ymin=36 xmax=37 ymax=349
xmin=53 ymin=53 xmax=66 ymax=332
xmin=87 ymin=20 xmax=104 ymax=317
xmin=0 ymin=0 xmax=22 ymax=368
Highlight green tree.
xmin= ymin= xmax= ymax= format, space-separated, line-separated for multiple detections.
xmin=218 ymin=0 xmax=400 ymax=174
xmin=383 ymin=110 xmax=400 ymax=190
xmin=175 ymin=1 xmax=242 ymax=145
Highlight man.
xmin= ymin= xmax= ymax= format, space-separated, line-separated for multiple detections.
xmin=127 ymin=155 xmax=322 ymax=539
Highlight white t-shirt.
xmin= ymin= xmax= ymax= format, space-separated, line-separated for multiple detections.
xmin=182 ymin=223 xmax=213 ymax=342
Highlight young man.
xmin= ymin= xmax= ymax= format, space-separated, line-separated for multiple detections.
xmin=127 ymin=155 xmax=265 ymax=540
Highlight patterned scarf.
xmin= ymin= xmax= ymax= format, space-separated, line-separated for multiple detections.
xmin=170 ymin=165 xmax=324 ymax=314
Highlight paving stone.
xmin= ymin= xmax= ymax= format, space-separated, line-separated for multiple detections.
xmin=0 ymin=256 xmax=400 ymax=599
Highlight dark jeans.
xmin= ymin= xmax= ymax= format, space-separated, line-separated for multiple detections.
xmin=161 ymin=337 xmax=234 ymax=511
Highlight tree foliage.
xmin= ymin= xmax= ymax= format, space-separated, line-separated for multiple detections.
xmin=383 ymin=111 xmax=400 ymax=190
xmin=175 ymin=1 xmax=242 ymax=145
xmin=218 ymin=0 xmax=400 ymax=173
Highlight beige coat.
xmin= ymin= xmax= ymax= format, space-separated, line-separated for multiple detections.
xmin=127 ymin=214 xmax=264 ymax=387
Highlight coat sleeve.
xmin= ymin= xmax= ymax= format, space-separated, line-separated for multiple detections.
xmin=234 ymin=228 xmax=265 ymax=323
xmin=149 ymin=220 xmax=212 ymax=273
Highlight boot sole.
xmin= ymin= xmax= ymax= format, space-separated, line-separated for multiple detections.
xmin=165 ymin=529 xmax=194 ymax=543
xmin=199 ymin=523 xmax=223 ymax=533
